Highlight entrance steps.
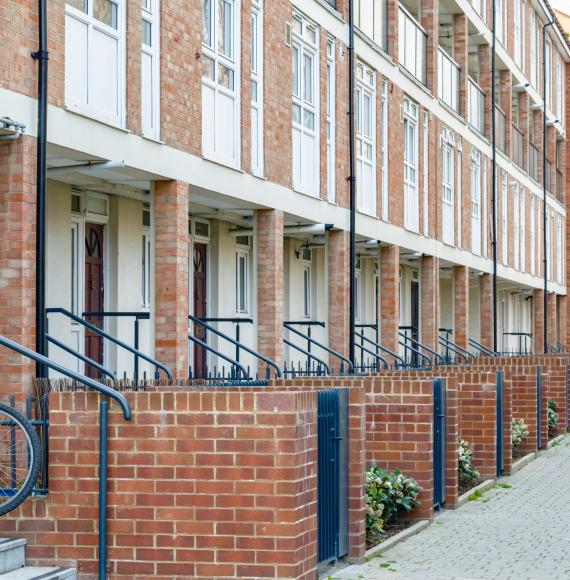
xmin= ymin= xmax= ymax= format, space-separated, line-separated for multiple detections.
xmin=0 ymin=539 xmax=76 ymax=579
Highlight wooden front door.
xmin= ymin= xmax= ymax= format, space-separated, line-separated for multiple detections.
xmin=193 ymin=243 xmax=208 ymax=378
xmin=84 ymin=223 xmax=105 ymax=378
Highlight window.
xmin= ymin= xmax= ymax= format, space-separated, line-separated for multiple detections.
xmin=557 ymin=214 xmax=563 ymax=284
xmin=65 ymin=0 xmax=124 ymax=126
xmin=556 ymin=56 xmax=564 ymax=124
xmin=513 ymin=185 xmax=520 ymax=270
xmin=495 ymin=0 xmax=505 ymax=46
xmin=202 ymin=0 xmax=240 ymax=167
xmin=142 ymin=232 xmax=151 ymax=308
xmin=403 ymin=99 xmax=419 ymax=231
xmin=422 ymin=111 xmax=429 ymax=235
xmin=356 ymin=63 xmax=376 ymax=215
xmin=530 ymin=195 xmax=536 ymax=275
xmin=141 ymin=0 xmax=160 ymax=139
xmin=251 ymin=1 xmax=263 ymax=176
xmin=442 ymin=128 xmax=455 ymax=246
xmin=326 ymin=40 xmax=336 ymax=203
xmin=513 ymin=0 xmax=522 ymax=67
xmin=354 ymin=0 xmax=387 ymax=48
xmin=520 ymin=191 xmax=526 ymax=272
xmin=472 ymin=0 xmax=486 ymax=21
xmin=303 ymin=264 xmax=312 ymax=318
xmin=355 ymin=267 xmax=362 ymax=322
xmin=235 ymin=248 xmax=249 ymax=313
xmin=530 ymin=10 xmax=538 ymax=88
xmin=545 ymin=38 xmax=552 ymax=110
xmin=471 ymin=149 xmax=481 ymax=256
xmin=546 ymin=211 xmax=552 ymax=280
xmin=292 ymin=14 xmax=319 ymax=196
xmin=381 ymin=80 xmax=389 ymax=221
xmin=502 ymin=174 xmax=508 ymax=265
xmin=70 ymin=222 xmax=80 ymax=315
xmin=398 ymin=6 xmax=426 ymax=84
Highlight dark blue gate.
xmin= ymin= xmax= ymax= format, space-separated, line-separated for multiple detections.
xmin=537 ymin=366 xmax=543 ymax=450
xmin=496 ymin=370 xmax=505 ymax=476
xmin=317 ymin=389 xmax=348 ymax=564
xmin=433 ymin=378 xmax=446 ymax=509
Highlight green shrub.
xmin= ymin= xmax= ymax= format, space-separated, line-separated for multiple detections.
xmin=457 ymin=438 xmax=480 ymax=482
xmin=512 ymin=418 xmax=529 ymax=448
xmin=548 ymin=400 xmax=559 ymax=437
xmin=365 ymin=466 xmax=421 ymax=536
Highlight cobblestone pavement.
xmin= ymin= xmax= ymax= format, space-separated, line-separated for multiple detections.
xmin=331 ymin=441 xmax=570 ymax=580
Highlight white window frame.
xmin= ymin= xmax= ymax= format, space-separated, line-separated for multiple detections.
xmin=495 ymin=0 xmax=505 ymax=46
xmin=326 ymin=39 xmax=336 ymax=203
xmin=235 ymin=247 xmax=250 ymax=314
xmin=202 ymin=0 xmax=241 ymax=168
xmin=303 ymin=263 xmax=312 ymax=319
xmin=442 ymin=128 xmax=455 ymax=246
xmin=355 ymin=267 xmax=362 ymax=322
xmin=292 ymin=13 xmax=320 ymax=197
xmin=556 ymin=214 xmax=563 ymax=285
xmin=381 ymin=80 xmax=389 ymax=221
xmin=403 ymin=99 xmax=419 ymax=232
xmin=513 ymin=0 xmax=522 ymax=67
xmin=251 ymin=0 xmax=264 ymax=177
xmin=530 ymin=195 xmax=536 ymax=275
xmin=141 ymin=0 xmax=160 ymax=139
xmin=556 ymin=56 xmax=564 ymax=125
xmin=513 ymin=185 xmax=520 ymax=270
xmin=530 ymin=10 xmax=538 ymax=88
xmin=502 ymin=173 xmax=508 ymax=265
xmin=546 ymin=211 xmax=552 ymax=280
xmin=471 ymin=149 xmax=482 ymax=256
xmin=142 ymin=228 xmax=152 ymax=309
xmin=472 ymin=0 xmax=486 ymax=21
xmin=70 ymin=220 xmax=81 ymax=316
xmin=422 ymin=110 xmax=429 ymax=236
xmin=354 ymin=0 xmax=386 ymax=48
xmin=545 ymin=38 xmax=552 ymax=111
xmin=520 ymin=190 xmax=526 ymax=272
xmin=356 ymin=62 xmax=376 ymax=215
xmin=65 ymin=0 xmax=126 ymax=127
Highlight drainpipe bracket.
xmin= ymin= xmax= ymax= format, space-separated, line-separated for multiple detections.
xmin=31 ymin=50 xmax=50 ymax=61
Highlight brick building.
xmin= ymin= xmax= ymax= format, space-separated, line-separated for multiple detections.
xmin=0 ymin=0 xmax=569 ymax=385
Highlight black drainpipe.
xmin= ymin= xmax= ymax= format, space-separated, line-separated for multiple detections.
xmin=32 ymin=0 xmax=49 ymax=377
xmin=348 ymin=0 xmax=356 ymax=368
xmin=542 ymin=20 xmax=555 ymax=354
xmin=491 ymin=0 xmax=498 ymax=352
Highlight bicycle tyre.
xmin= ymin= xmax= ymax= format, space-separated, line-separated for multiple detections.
xmin=0 ymin=402 xmax=41 ymax=516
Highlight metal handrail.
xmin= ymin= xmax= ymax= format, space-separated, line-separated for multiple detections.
xmin=354 ymin=329 xmax=405 ymax=368
xmin=502 ymin=331 xmax=533 ymax=355
xmin=555 ymin=342 xmax=568 ymax=353
xmin=438 ymin=336 xmax=471 ymax=364
xmin=188 ymin=334 xmax=249 ymax=379
xmin=0 ymin=333 xmax=131 ymax=580
xmin=189 ymin=316 xmax=281 ymax=378
xmin=399 ymin=330 xmax=444 ymax=365
xmin=46 ymin=308 xmax=172 ymax=380
xmin=283 ymin=338 xmax=330 ymax=375
xmin=398 ymin=339 xmax=432 ymax=366
xmin=354 ymin=341 xmax=389 ymax=370
xmin=284 ymin=322 xmax=354 ymax=374
xmin=46 ymin=335 xmax=117 ymax=381
xmin=469 ymin=338 xmax=497 ymax=357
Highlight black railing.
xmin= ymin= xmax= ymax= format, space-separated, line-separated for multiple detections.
xmin=284 ymin=321 xmax=354 ymax=377
xmin=501 ymin=332 xmax=533 ymax=355
xmin=354 ymin=324 xmax=406 ymax=370
xmin=468 ymin=338 xmax=497 ymax=357
xmin=188 ymin=316 xmax=281 ymax=381
xmin=46 ymin=308 xmax=172 ymax=381
xmin=0 ymin=334 xmax=131 ymax=580
xmin=438 ymin=328 xmax=474 ymax=364
xmin=399 ymin=327 xmax=444 ymax=367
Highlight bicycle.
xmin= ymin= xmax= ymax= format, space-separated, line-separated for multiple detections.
xmin=0 ymin=402 xmax=41 ymax=516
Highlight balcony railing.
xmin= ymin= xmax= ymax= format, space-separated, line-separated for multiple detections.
xmin=438 ymin=48 xmax=459 ymax=112
xmin=468 ymin=78 xmax=485 ymax=133
xmin=545 ymin=160 xmax=552 ymax=194
xmin=494 ymin=106 xmax=506 ymax=153
xmin=471 ymin=0 xmax=486 ymax=21
xmin=529 ymin=143 xmax=539 ymax=181
xmin=556 ymin=169 xmax=564 ymax=204
xmin=398 ymin=6 xmax=427 ymax=84
xmin=511 ymin=124 xmax=525 ymax=170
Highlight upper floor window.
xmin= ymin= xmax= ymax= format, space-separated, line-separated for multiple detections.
xmin=530 ymin=10 xmax=538 ymax=88
xmin=65 ymin=0 xmax=125 ymax=126
xmin=354 ymin=0 xmax=387 ymax=48
xmin=441 ymin=128 xmax=455 ymax=246
xmin=471 ymin=149 xmax=481 ymax=256
xmin=472 ymin=0 xmax=486 ymax=21
xmin=403 ymin=99 xmax=419 ymax=232
xmin=292 ymin=14 xmax=319 ymax=197
xmin=513 ymin=0 xmax=523 ymax=68
xmin=381 ymin=80 xmax=389 ymax=221
xmin=545 ymin=38 xmax=552 ymax=110
xmin=556 ymin=56 xmax=564 ymax=125
xmin=530 ymin=195 xmax=536 ymax=275
xmin=502 ymin=174 xmax=508 ymax=265
xmin=141 ymin=0 xmax=160 ymax=139
xmin=202 ymin=0 xmax=240 ymax=168
xmin=326 ymin=39 xmax=336 ymax=203
xmin=235 ymin=244 xmax=250 ymax=314
xmin=356 ymin=63 xmax=376 ymax=215
xmin=251 ymin=0 xmax=264 ymax=177
xmin=495 ymin=0 xmax=505 ymax=46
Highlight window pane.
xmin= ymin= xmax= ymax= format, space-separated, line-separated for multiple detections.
xmin=303 ymin=53 xmax=313 ymax=103
xmin=251 ymin=79 xmax=258 ymax=101
xmin=363 ymin=94 xmax=371 ymax=136
xmin=293 ymin=103 xmax=301 ymax=124
xmin=202 ymin=55 xmax=215 ymax=80
xmin=251 ymin=14 xmax=257 ymax=72
xmin=292 ymin=46 xmax=300 ymax=96
xmin=203 ymin=0 xmax=212 ymax=45
xmin=218 ymin=0 xmax=233 ymax=58
xmin=94 ymin=0 xmax=118 ymax=28
xmin=218 ymin=63 xmax=234 ymax=89
xmin=142 ymin=19 xmax=152 ymax=46
xmin=303 ymin=109 xmax=314 ymax=130
xmin=67 ymin=0 xmax=87 ymax=12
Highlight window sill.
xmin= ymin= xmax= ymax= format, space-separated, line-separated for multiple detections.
xmin=141 ymin=133 xmax=165 ymax=145
xmin=202 ymin=153 xmax=244 ymax=173
xmin=398 ymin=66 xmax=431 ymax=98
xmin=354 ymin=28 xmax=393 ymax=65
xmin=438 ymin=99 xmax=463 ymax=123
xmin=293 ymin=187 xmax=322 ymax=200
xmin=64 ymin=104 xmax=128 ymax=133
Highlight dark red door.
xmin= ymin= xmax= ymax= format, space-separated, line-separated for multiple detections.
xmin=84 ymin=223 xmax=105 ymax=378
xmin=193 ymin=243 xmax=207 ymax=378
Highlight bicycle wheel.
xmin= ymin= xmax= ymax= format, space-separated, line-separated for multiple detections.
xmin=0 ymin=402 xmax=41 ymax=516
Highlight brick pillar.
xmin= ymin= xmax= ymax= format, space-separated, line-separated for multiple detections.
xmin=387 ymin=0 xmax=400 ymax=63
xmin=328 ymin=229 xmax=349 ymax=371
xmin=558 ymin=295 xmax=567 ymax=347
xmin=499 ymin=70 xmax=512 ymax=155
xmin=479 ymin=45 xmax=492 ymax=140
xmin=480 ymin=273 xmax=493 ymax=350
xmin=154 ymin=180 xmax=189 ymax=379
xmin=380 ymin=245 xmax=400 ymax=359
xmin=421 ymin=0 xmax=438 ymax=94
xmin=421 ymin=256 xmax=439 ymax=352
xmin=547 ymin=292 xmax=557 ymax=346
xmin=256 ymin=209 xmax=284 ymax=372
xmin=0 ymin=136 xmax=36 ymax=399
xmin=533 ymin=289 xmax=545 ymax=354
xmin=453 ymin=266 xmax=469 ymax=350
xmin=454 ymin=14 xmax=469 ymax=119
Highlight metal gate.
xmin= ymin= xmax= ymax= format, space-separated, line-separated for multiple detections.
xmin=496 ymin=370 xmax=505 ymax=476
xmin=317 ymin=389 xmax=348 ymax=564
xmin=433 ymin=378 xmax=446 ymax=509
xmin=537 ymin=366 xmax=543 ymax=450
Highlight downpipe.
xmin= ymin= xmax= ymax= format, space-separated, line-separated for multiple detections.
xmin=99 ymin=397 xmax=109 ymax=579
xmin=348 ymin=0 xmax=356 ymax=368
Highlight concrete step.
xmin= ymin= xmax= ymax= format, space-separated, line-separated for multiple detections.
xmin=0 ymin=567 xmax=77 ymax=579
xmin=0 ymin=539 xmax=26 ymax=574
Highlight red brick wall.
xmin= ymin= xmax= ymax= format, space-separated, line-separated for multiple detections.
xmin=1 ymin=390 xmax=318 ymax=580
xmin=510 ymin=365 xmax=541 ymax=453
xmin=453 ymin=266 xmax=469 ymax=350
xmin=380 ymin=245 xmax=400 ymax=359
xmin=328 ymin=230 xmax=350 ymax=366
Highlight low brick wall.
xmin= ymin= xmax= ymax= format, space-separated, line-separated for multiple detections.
xmin=1 ymin=390 xmax=319 ymax=580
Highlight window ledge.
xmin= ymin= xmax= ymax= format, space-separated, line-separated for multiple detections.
xmin=141 ymin=133 xmax=165 ymax=145
xmin=64 ymin=104 xmax=128 ymax=133
xmin=354 ymin=28 xmax=394 ymax=65
xmin=293 ymin=187 xmax=322 ymax=200
xmin=398 ymin=66 xmax=432 ymax=98
xmin=312 ymin=0 xmax=344 ymax=21
xmin=438 ymin=99 xmax=463 ymax=124
xmin=202 ymin=154 xmax=244 ymax=174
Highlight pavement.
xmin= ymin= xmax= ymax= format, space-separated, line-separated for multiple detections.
xmin=328 ymin=439 xmax=570 ymax=580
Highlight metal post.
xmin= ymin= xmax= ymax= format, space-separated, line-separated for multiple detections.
xmin=42 ymin=393 xmax=49 ymax=493
xmin=134 ymin=318 xmax=140 ymax=382
xmin=235 ymin=322 xmax=240 ymax=364
xmin=543 ymin=21 xmax=555 ymax=354
xmin=491 ymin=0 xmax=498 ymax=353
xmin=33 ymin=0 xmax=49 ymax=378
xmin=348 ymin=0 xmax=356 ymax=369
xmin=98 ymin=397 xmax=108 ymax=580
